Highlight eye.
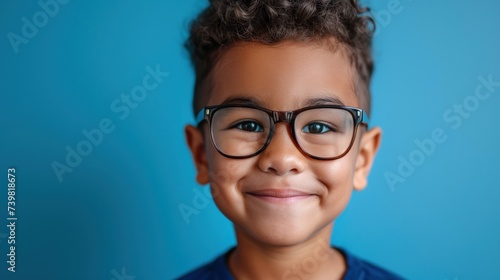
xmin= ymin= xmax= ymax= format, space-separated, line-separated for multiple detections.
xmin=233 ymin=121 xmax=264 ymax=132
xmin=302 ymin=122 xmax=333 ymax=134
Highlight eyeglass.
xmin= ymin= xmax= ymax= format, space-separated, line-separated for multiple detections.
xmin=195 ymin=104 xmax=370 ymax=160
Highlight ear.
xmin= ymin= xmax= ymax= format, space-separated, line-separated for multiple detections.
xmin=353 ymin=126 xmax=382 ymax=191
xmin=185 ymin=125 xmax=209 ymax=185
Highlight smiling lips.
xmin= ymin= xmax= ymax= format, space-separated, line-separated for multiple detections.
xmin=246 ymin=189 xmax=315 ymax=203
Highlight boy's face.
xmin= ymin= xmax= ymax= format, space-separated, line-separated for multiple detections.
xmin=186 ymin=41 xmax=381 ymax=246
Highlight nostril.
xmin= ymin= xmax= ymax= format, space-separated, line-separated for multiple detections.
xmin=267 ymin=166 xmax=278 ymax=175
xmin=265 ymin=165 xmax=300 ymax=176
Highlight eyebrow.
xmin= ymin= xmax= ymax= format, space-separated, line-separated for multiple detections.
xmin=219 ymin=94 xmax=346 ymax=108
xmin=220 ymin=96 xmax=265 ymax=106
xmin=302 ymin=96 xmax=345 ymax=107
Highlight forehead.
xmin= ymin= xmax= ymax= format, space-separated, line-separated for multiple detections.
xmin=207 ymin=41 xmax=358 ymax=110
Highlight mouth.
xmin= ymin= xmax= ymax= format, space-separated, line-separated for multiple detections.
xmin=246 ymin=189 xmax=316 ymax=203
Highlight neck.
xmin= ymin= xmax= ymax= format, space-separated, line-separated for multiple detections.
xmin=228 ymin=223 xmax=346 ymax=280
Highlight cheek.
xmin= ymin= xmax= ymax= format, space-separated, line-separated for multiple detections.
xmin=205 ymin=145 xmax=251 ymax=189
xmin=312 ymin=153 xmax=358 ymax=215
xmin=205 ymin=147 xmax=255 ymax=218
xmin=313 ymin=154 xmax=357 ymax=189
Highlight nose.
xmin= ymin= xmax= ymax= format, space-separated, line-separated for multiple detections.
xmin=257 ymin=123 xmax=307 ymax=176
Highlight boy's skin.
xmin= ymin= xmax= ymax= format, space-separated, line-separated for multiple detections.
xmin=185 ymin=39 xmax=382 ymax=279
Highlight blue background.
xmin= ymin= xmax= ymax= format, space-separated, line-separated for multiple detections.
xmin=1 ymin=0 xmax=499 ymax=279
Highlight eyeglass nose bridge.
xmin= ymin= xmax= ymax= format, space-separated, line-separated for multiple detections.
xmin=271 ymin=111 xmax=294 ymax=124
xmin=265 ymin=110 xmax=301 ymax=156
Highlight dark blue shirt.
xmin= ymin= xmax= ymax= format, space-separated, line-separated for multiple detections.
xmin=177 ymin=247 xmax=404 ymax=280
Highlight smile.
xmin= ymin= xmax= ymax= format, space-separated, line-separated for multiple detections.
xmin=246 ymin=189 xmax=316 ymax=203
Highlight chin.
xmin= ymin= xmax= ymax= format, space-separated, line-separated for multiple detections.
xmin=259 ymin=233 xmax=312 ymax=247
xmin=237 ymin=218 xmax=328 ymax=247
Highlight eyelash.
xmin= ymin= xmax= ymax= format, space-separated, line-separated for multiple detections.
xmin=231 ymin=120 xmax=264 ymax=132
xmin=302 ymin=122 xmax=336 ymax=134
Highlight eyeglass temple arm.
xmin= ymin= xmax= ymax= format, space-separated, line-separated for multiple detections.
xmin=361 ymin=110 xmax=370 ymax=127
xmin=195 ymin=108 xmax=207 ymax=125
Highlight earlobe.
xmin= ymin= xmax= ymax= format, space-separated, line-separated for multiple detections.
xmin=185 ymin=125 xmax=210 ymax=185
xmin=353 ymin=127 xmax=382 ymax=191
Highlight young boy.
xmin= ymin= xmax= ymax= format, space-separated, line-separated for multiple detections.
xmin=179 ymin=0 xmax=403 ymax=279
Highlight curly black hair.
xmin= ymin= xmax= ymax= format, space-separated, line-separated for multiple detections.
xmin=185 ymin=0 xmax=375 ymax=116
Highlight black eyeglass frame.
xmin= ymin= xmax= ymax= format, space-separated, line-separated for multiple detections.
xmin=195 ymin=104 xmax=370 ymax=160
